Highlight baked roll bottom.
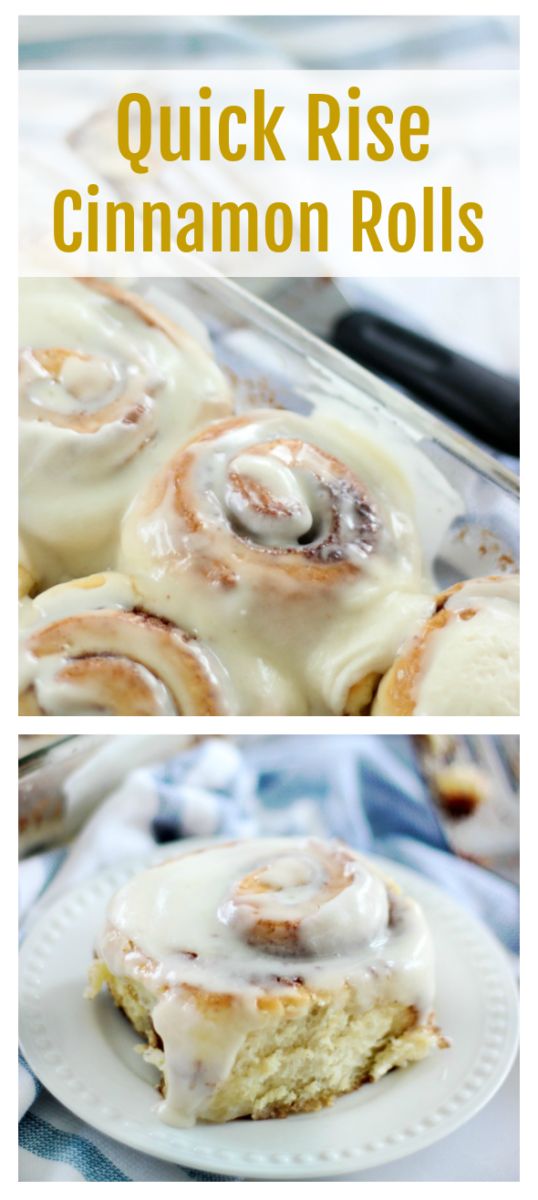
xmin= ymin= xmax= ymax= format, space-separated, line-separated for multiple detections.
xmin=88 ymin=960 xmax=441 ymax=1123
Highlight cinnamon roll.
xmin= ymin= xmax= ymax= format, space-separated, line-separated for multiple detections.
xmin=88 ymin=838 xmax=443 ymax=1126
xmin=19 ymin=278 xmax=231 ymax=587
xmin=373 ymin=574 xmax=519 ymax=716
xmin=120 ymin=409 xmax=425 ymax=714
xmin=19 ymin=572 xmax=229 ymax=715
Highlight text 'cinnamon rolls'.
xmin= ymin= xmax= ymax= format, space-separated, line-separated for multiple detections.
xmin=87 ymin=837 xmax=444 ymax=1126
xmin=19 ymin=278 xmax=231 ymax=588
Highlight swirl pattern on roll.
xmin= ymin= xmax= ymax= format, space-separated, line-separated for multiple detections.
xmin=19 ymin=572 xmax=229 ymax=716
xmin=373 ymin=573 xmax=519 ymax=716
xmin=120 ymin=410 xmax=423 ymax=713
xmin=98 ymin=837 xmax=434 ymax=1000
xmin=93 ymin=837 xmax=437 ymax=1126
xmin=19 ymin=278 xmax=231 ymax=588
xmin=121 ymin=412 xmax=388 ymax=584
xmin=218 ymin=839 xmax=390 ymax=956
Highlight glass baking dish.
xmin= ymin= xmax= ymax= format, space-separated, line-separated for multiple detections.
xmin=19 ymin=273 xmax=519 ymax=720
xmin=18 ymin=734 xmax=197 ymax=853
xmin=139 ymin=274 xmax=519 ymax=588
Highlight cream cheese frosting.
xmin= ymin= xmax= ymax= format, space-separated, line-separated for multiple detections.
xmin=414 ymin=575 xmax=519 ymax=716
xmin=95 ymin=838 xmax=435 ymax=1126
xmin=19 ymin=572 xmax=231 ymax=716
xmin=119 ymin=408 xmax=428 ymax=713
xmin=19 ymin=278 xmax=231 ymax=587
xmin=18 ymin=279 xmax=518 ymax=716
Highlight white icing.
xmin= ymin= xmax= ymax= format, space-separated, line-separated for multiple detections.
xmin=19 ymin=278 xmax=231 ymax=586
xmin=34 ymin=654 xmax=177 ymax=717
xmin=444 ymin=574 xmax=519 ymax=612
xmin=18 ymin=280 xmax=518 ymax=717
xmin=19 ymin=571 xmax=232 ymax=716
xmin=58 ymin=353 xmax=123 ymax=405
xmin=19 ymin=573 xmax=139 ymax=695
xmin=225 ymin=452 xmax=315 ymax=544
xmin=97 ymin=838 xmax=435 ymax=1126
xmin=415 ymin=576 xmax=519 ymax=716
xmin=189 ymin=415 xmax=386 ymax=563
xmin=292 ymin=350 xmax=464 ymax=571
xmin=218 ymin=849 xmax=390 ymax=957
xmin=150 ymin=987 xmax=260 ymax=1127
xmin=20 ymin=348 xmax=129 ymax=415
xmin=119 ymin=409 xmax=426 ymax=714
xmin=308 ymin=591 xmax=436 ymax=712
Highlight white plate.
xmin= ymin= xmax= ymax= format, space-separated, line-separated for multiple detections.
xmin=19 ymin=845 xmax=519 ymax=1180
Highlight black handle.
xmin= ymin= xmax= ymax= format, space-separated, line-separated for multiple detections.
xmin=332 ymin=310 xmax=519 ymax=457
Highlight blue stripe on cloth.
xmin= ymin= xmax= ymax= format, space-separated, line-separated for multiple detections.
xmin=19 ymin=1112 xmax=130 ymax=1182
xmin=182 ymin=1167 xmax=236 ymax=1181
xmin=380 ymin=835 xmax=520 ymax=956
xmin=360 ymin=761 xmax=450 ymax=850
xmin=19 ymin=1052 xmax=43 ymax=1105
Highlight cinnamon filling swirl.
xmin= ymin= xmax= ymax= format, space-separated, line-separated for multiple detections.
xmin=118 ymin=408 xmax=424 ymax=712
xmin=98 ymin=838 xmax=434 ymax=1003
xmin=92 ymin=838 xmax=437 ymax=1126
xmin=130 ymin=415 xmax=380 ymax=584
xmin=19 ymin=346 xmax=158 ymax=442
xmin=19 ymin=573 xmax=229 ymax=716
xmin=372 ymin=574 xmax=519 ymax=716
xmin=219 ymin=840 xmax=385 ymax=954
xmin=19 ymin=277 xmax=231 ymax=586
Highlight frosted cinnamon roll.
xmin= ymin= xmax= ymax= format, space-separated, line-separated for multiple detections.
xmin=19 ymin=278 xmax=231 ymax=587
xmin=87 ymin=837 xmax=444 ymax=1126
xmin=309 ymin=590 xmax=437 ymax=715
xmin=19 ymin=572 xmax=229 ymax=716
xmin=373 ymin=574 xmax=519 ymax=716
xmin=120 ymin=409 xmax=425 ymax=713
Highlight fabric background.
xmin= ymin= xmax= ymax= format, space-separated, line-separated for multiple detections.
xmin=19 ymin=734 xmax=519 ymax=1182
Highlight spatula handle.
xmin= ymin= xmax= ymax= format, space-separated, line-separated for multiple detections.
xmin=333 ymin=310 xmax=519 ymax=456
